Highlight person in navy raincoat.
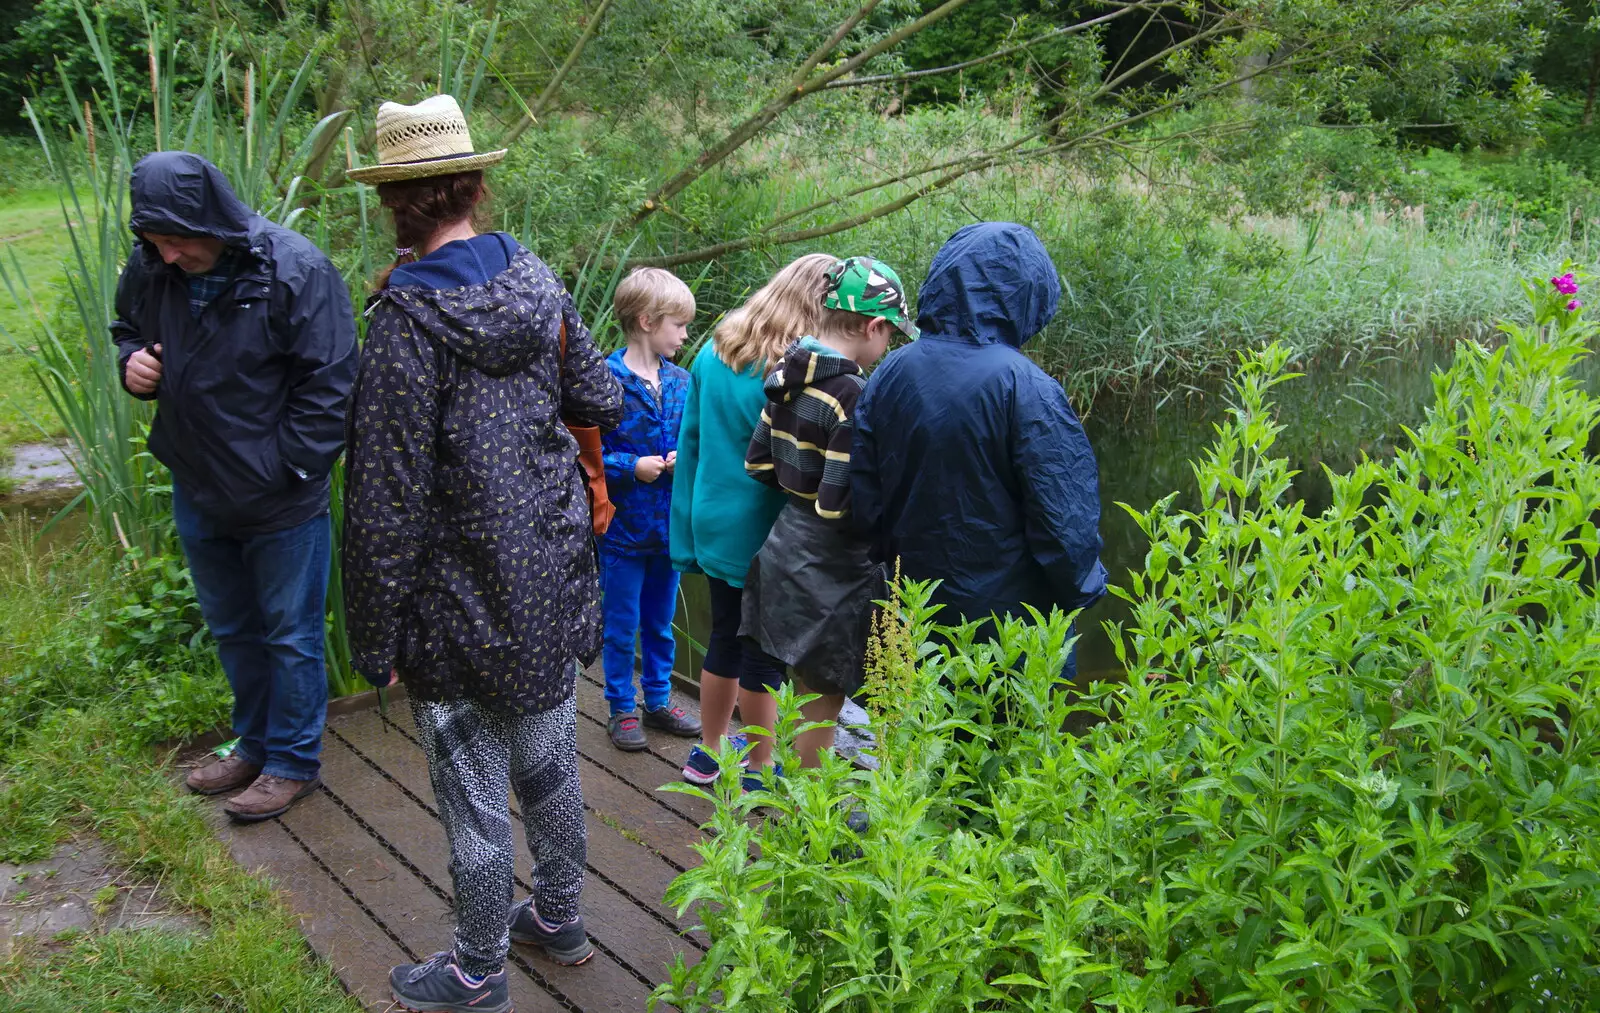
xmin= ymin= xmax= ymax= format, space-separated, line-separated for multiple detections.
xmin=113 ymin=151 xmax=357 ymax=821
xmin=850 ymin=222 xmax=1107 ymax=677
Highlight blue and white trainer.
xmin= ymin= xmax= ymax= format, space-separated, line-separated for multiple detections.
xmin=389 ymin=950 xmax=509 ymax=1013
xmin=681 ymin=734 xmax=748 ymax=785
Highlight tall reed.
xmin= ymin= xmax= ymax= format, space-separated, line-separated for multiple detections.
xmin=1 ymin=5 xmax=348 ymax=552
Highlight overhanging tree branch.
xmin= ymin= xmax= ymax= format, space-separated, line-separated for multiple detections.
xmin=625 ymin=0 xmax=981 ymax=227
xmin=822 ymin=6 xmax=1138 ymax=90
xmin=627 ymin=40 xmax=1352 ymax=270
xmin=1088 ymin=13 xmax=1248 ymax=102
xmin=761 ymin=150 xmax=991 ymax=231
xmin=502 ymin=0 xmax=616 ymax=144
xmin=627 ymin=148 xmax=1031 ymax=268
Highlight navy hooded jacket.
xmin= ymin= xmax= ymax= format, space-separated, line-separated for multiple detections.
xmin=111 ymin=152 xmax=357 ymax=535
xmin=851 ymin=222 xmax=1107 ymax=630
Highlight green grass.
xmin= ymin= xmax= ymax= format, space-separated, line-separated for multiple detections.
xmin=0 ymin=190 xmax=72 ymax=454
xmin=0 ymin=517 xmax=356 ymax=1013
xmin=0 ymin=710 xmax=362 ymax=1012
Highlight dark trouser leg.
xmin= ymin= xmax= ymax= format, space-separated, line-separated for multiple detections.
xmin=241 ymin=511 xmax=331 ymax=780
xmin=172 ymin=485 xmax=272 ymax=768
xmin=411 ymin=696 xmax=516 ymax=979
xmin=697 ymin=577 xmax=746 ymax=745
xmin=637 ymin=555 xmax=681 ymax=713
xmin=509 ymin=691 xmax=587 ymax=924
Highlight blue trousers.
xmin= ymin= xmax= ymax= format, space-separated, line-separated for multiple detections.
xmin=598 ymin=548 xmax=680 ymax=716
xmin=173 ymin=485 xmax=330 ymax=780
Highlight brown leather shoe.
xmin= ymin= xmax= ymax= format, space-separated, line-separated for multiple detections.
xmin=222 ymin=774 xmax=322 ymax=822
xmin=185 ymin=754 xmax=263 ymax=796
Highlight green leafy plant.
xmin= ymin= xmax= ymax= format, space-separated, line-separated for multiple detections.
xmin=654 ymin=265 xmax=1600 ymax=1012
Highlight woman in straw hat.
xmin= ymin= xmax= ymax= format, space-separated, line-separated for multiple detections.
xmin=341 ymin=94 xmax=622 ymax=1013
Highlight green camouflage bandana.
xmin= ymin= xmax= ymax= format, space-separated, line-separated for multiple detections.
xmin=822 ymin=256 xmax=919 ymax=339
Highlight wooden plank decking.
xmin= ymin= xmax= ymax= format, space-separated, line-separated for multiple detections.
xmin=204 ymin=666 xmax=711 ymax=1012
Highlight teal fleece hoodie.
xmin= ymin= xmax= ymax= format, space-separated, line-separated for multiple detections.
xmin=670 ymin=346 xmax=788 ymax=586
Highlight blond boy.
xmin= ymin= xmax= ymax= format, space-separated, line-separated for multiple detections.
xmin=600 ymin=268 xmax=702 ymax=749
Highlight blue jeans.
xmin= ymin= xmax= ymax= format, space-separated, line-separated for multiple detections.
xmin=598 ymin=548 xmax=680 ymax=716
xmin=173 ymin=484 xmax=330 ymax=780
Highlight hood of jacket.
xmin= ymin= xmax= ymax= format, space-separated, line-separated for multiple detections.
xmin=377 ymin=244 xmax=560 ymax=377
xmin=764 ymin=337 xmax=861 ymax=403
xmin=128 ymin=152 xmax=256 ymax=246
xmin=914 ymin=221 xmax=1060 ymax=348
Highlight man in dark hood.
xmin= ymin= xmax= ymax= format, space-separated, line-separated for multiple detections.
xmin=850 ymin=222 xmax=1107 ymax=677
xmin=112 ymin=151 xmax=357 ymax=820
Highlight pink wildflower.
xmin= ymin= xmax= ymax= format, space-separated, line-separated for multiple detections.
xmin=1552 ymin=272 xmax=1579 ymax=295
xmin=1569 ymin=299 xmax=1583 ymax=311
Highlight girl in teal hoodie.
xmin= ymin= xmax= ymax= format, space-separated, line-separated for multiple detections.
xmin=670 ymin=253 xmax=838 ymax=784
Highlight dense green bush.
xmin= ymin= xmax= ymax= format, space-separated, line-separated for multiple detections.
xmin=656 ymin=268 xmax=1600 ymax=1012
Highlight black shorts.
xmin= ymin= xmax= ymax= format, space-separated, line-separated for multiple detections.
xmin=703 ymin=576 xmax=787 ymax=693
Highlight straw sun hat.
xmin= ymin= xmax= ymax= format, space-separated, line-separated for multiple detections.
xmin=346 ymin=94 xmax=506 ymax=185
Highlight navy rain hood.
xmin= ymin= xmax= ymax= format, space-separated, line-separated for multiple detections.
xmin=850 ymin=222 xmax=1107 ymax=649
xmin=112 ymin=152 xmax=358 ymax=535
xmin=129 ymin=151 xmax=254 ymax=245
xmin=915 ymin=219 xmax=1061 ymax=348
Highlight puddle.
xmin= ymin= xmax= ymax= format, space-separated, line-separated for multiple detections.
xmin=0 ymin=835 xmax=204 ymax=959
xmin=1 ymin=441 xmax=79 ymax=509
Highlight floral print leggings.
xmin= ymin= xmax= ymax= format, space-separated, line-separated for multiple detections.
xmin=410 ymin=689 xmax=587 ymax=977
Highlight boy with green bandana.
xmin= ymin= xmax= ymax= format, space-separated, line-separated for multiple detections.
xmin=741 ymin=256 xmax=916 ymax=776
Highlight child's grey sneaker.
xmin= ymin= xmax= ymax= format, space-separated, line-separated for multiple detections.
xmin=508 ymin=898 xmax=594 ymax=966
xmin=643 ymin=703 xmax=702 ymax=737
xmin=388 ymin=950 xmax=510 ymax=1013
xmin=608 ymin=711 xmax=647 ymax=751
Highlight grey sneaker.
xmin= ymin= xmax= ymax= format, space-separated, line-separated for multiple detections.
xmin=389 ymin=950 xmax=509 ymax=1013
xmin=643 ymin=702 xmax=702 ymax=737
xmin=508 ymin=898 xmax=594 ymax=965
xmin=608 ymin=712 xmax=647 ymax=751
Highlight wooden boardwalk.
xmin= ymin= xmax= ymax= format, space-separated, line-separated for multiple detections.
xmin=201 ymin=667 xmax=711 ymax=1012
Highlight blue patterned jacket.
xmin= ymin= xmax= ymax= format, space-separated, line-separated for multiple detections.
xmin=601 ymin=349 xmax=689 ymax=555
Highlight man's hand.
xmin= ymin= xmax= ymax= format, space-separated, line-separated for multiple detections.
xmin=635 ymin=455 xmax=667 ymax=483
xmin=664 ymin=450 xmax=677 ymax=473
xmin=125 ymin=344 xmax=163 ymax=395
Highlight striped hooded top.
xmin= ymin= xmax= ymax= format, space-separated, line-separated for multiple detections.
xmin=745 ymin=337 xmax=865 ymax=520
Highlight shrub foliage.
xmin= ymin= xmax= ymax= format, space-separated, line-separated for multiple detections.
xmin=656 ymin=269 xmax=1600 ymax=1012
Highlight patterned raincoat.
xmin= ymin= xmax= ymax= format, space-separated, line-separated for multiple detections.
xmin=342 ymin=235 xmax=623 ymax=712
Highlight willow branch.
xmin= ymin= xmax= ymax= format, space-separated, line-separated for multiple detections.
xmin=790 ymin=0 xmax=884 ymax=87
xmin=823 ymin=6 xmax=1137 ymax=90
xmin=627 ymin=41 xmax=1348 ymax=270
xmin=626 ymin=0 xmax=977 ymax=227
xmin=1096 ymin=4 xmax=1163 ymax=87
xmin=627 ymin=149 xmax=1028 ymax=269
xmin=502 ymin=0 xmax=616 ymax=144
xmin=1089 ymin=13 xmax=1246 ymax=101
xmin=761 ymin=150 xmax=989 ymax=231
